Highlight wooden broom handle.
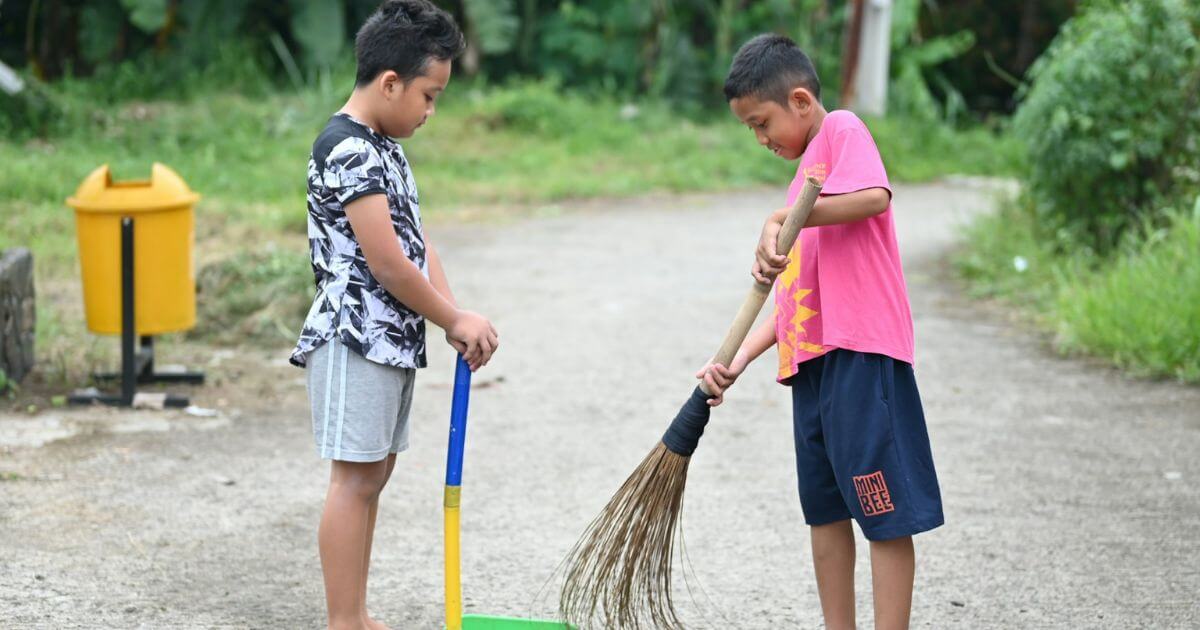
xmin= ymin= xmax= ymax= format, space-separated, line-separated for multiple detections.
xmin=702 ymin=177 xmax=822 ymax=393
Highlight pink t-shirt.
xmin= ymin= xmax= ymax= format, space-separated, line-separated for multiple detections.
xmin=774 ymin=110 xmax=914 ymax=382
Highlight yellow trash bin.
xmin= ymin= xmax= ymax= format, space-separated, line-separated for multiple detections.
xmin=67 ymin=163 xmax=200 ymax=336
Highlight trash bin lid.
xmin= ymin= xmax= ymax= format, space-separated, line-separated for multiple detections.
xmin=66 ymin=163 xmax=200 ymax=213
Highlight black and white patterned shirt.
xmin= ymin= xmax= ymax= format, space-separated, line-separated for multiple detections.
xmin=290 ymin=113 xmax=428 ymax=369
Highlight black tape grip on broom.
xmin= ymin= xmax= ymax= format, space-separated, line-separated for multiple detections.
xmin=661 ymin=386 xmax=713 ymax=456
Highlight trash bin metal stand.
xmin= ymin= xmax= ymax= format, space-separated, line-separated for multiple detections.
xmin=92 ymin=335 xmax=207 ymax=385
xmin=121 ymin=216 xmax=135 ymax=404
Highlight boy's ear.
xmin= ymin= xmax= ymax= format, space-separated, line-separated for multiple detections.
xmin=789 ymin=87 xmax=816 ymax=114
xmin=378 ymin=70 xmax=403 ymax=98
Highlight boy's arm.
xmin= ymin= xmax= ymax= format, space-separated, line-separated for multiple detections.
xmin=753 ymin=187 xmax=890 ymax=283
xmin=344 ymin=195 xmax=497 ymax=367
xmin=345 ymin=196 xmax=457 ymax=326
xmin=426 ymin=236 xmax=483 ymax=358
xmin=425 ymin=234 xmax=457 ymax=307
xmin=769 ymin=187 xmax=891 ymax=228
xmin=698 ymin=317 xmax=777 ymax=406
xmin=731 ymin=316 xmax=778 ymax=368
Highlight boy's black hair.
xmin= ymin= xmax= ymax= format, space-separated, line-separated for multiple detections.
xmin=354 ymin=0 xmax=466 ymax=87
xmin=723 ymin=34 xmax=821 ymax=105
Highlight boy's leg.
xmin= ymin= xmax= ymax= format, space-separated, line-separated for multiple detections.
xmin=359 ymin=454 xmax=398 ymax=629
xmin=870 ymin=535 xmax=914 ymax=630
xmin=307 ymin=342 xmax=414 ymax=630
xmin=360 ymin=369 xmax=412 ymax=627
xmin=810 ymin=519 xmax=857 ymax=630
xmin=320 ymin=458 xmax=390 ymax=630
xmin=790 ymin=355 xmax=860 ymax=629
xmin=815 ymin=351 xmax=941 ymax=630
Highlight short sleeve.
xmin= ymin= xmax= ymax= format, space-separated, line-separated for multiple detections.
xmin=820 ymin=118 xmax=891 ymax=197
xmin=322 ymin=136 xmax=388 ymax=206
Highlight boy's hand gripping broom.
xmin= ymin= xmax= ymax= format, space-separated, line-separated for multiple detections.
xmin=558 ymin=177 xmax=822 ymax=629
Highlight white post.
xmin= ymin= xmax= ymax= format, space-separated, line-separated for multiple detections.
xmin=853 ymin=0 xmax=892 ymax=117
xmin=0 ymin=60 xmax=24 ymax=96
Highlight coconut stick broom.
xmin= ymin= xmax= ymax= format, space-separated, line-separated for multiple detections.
xmin=558 ymin=177 xmax=823 ymax=629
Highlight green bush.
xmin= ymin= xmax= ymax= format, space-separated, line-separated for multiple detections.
xmin=1 ymin=40 xmax=283 ymax=143
xmin=1013 ymin=0 xmax=1200 ymax=252
xmin=469 ymin=80 xmax=599 ymax=137
xmin=0 ymin=76 xmax=70 ymax=138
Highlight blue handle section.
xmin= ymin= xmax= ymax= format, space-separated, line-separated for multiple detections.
xmin=444 ymin=354 xmax=472 ymax=487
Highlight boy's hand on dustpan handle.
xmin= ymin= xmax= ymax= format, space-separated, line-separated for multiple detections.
xmin=447 ymin=309 xmax=499 ymax=371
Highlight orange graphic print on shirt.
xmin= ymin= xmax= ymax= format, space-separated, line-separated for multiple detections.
xmin=774 ymin=161 xmax=829 ymax=380
xmin=775 ymin=238 xmax=824 ymax=378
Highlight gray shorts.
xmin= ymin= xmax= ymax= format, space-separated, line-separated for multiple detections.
xmin=305 ymin=339 xmax=415 ymax=462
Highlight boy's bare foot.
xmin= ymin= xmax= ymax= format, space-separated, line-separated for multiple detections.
xmin=363 ymin=615 xmax=390 ymax=630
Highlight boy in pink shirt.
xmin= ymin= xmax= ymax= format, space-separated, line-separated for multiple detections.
xmin=699 ymin=34 xmax=943 ymax=630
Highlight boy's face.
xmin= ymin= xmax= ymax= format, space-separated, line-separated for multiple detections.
xmin=378 ymin=58 xmax=452 ymax=139
xmin=729 ymin=87 xmax=819 ymax=161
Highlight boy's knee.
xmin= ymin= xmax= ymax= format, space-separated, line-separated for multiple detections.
xmin=810 ymin=520 xmax=855 ymax=561
xmin=869 ymin=535 xmax=914 ymax=555
xmin=330 ymin=461 xmax=389 ymax=500
xmin=870 ymin=533 xmax=912 ymax=544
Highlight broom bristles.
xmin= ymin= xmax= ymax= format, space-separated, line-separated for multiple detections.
xmin=559 ymin=441 xmax=693 ymax=629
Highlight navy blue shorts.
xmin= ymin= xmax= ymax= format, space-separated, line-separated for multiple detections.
xmin=788 ymin=349 xmax=943 ymax=540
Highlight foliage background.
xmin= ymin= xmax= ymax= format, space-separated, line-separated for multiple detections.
xmin=24 ymin=2 xmax=1200 ymax=394
xmin=957 ymin=0 xmax=1200 ymax=382
xmin=2 ymin=0 xmax=1073 ymax=121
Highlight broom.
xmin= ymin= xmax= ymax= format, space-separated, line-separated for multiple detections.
xmin=558 ymin=176 xmax=823 ymax=629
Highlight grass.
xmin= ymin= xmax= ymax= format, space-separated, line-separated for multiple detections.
xmin=955 ymin=194 xmax=1068 ymax=311
xmin=1054 ymin=209 xmax=1200 ymax=381
xmin=867 ymin=115 xmax=1023 ymax=182
xmin=1 ymin=77 xmax=1018 ymax=390
xmin=955 ymin=194 xmax=1200 ymax=382
xmin=1 ymin=79 xmax=1021 ymax=222
xmin=190 ymin=246 xmax=314 ymax=345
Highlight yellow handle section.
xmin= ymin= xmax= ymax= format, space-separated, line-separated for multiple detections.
xmin=444 ymin=487 xmax=462 ymax=630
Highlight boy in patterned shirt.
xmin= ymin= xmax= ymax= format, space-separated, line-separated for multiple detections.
xmin=698 ymin=35 xmax=943 ymax=630
xmin=289 ymin=2 xmax=498 ymax=628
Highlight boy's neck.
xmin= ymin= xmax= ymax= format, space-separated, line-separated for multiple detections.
xmin=804 ymin=104 xmax=828 ymax=148
xmin=339 ymin=91 xmax=384 ymax=135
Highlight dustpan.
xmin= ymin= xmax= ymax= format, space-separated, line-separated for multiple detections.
xmin=444 ymin=354 xmax=573 ymax=630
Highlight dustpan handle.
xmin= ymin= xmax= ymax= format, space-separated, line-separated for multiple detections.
xmin=446 ymin=354 xmax=472 ymax=486
xmin=445 ymin=354 xmax=471 ymax=630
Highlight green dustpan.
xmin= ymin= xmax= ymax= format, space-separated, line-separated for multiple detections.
xmin=461 ymin=614 xmax=572 ymax=629
xmin=444 ymin=356 xmax=573 ymax=630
